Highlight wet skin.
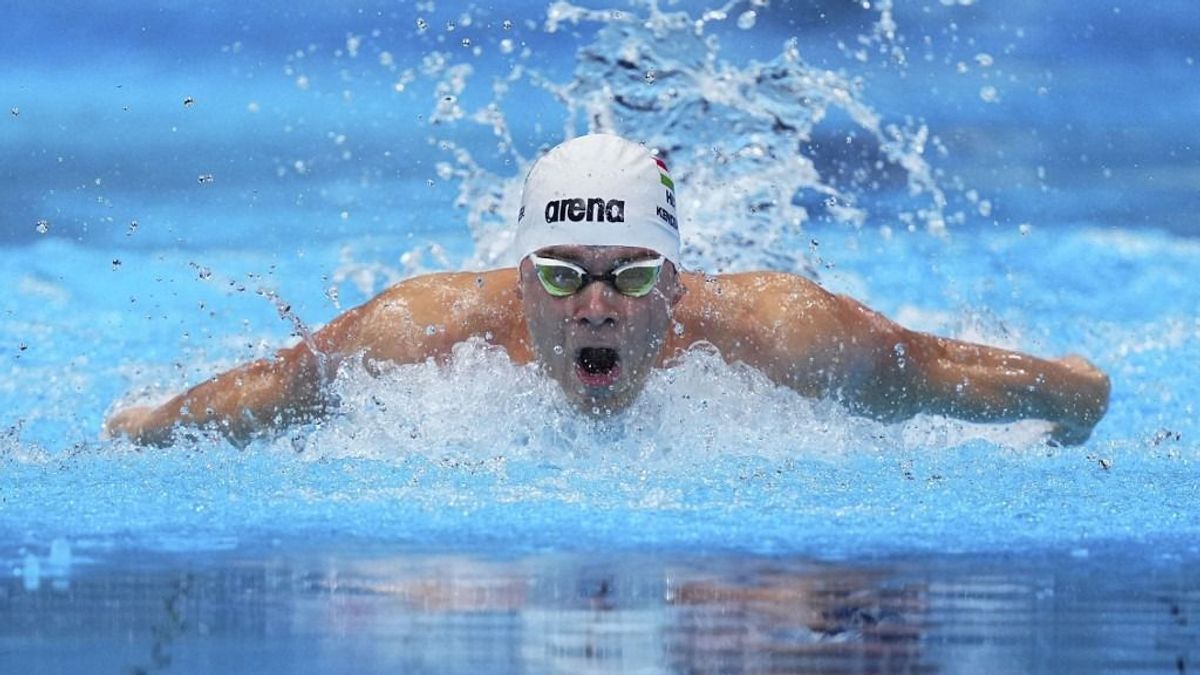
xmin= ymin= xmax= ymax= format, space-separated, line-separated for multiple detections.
xmin=106 ymin=246 xmax=1110 ymax=447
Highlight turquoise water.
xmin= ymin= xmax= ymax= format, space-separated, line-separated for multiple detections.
xmin=1 ymin=0 xmax=1198 ymax=672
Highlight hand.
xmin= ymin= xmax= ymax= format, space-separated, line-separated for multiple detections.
xmin=1047 ymin=355 xmax=1110 ymax=446
xmin=103 ymin=405 xmax=160 ymax=444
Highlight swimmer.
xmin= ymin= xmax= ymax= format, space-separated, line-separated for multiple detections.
xmin=106 ymin=134 xmax=1110 ymax=447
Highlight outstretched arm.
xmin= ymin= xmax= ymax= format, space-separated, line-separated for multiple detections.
xmin=105 ymin=269 xmax=524 ymax=446
xmin=729 ymin=273 xmax=1110 ymax=445
xmin=854 ymin=326 xmax=1110 ymax=445
xmin=104 ymin=338 xmax=328 ymax=447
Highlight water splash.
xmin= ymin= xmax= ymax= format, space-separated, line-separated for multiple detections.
xmin=413 ymin=0 xmax=949 ymax=277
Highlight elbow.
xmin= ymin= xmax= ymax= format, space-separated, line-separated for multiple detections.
xmin=848 ymin=326 xmax=932 ymax=422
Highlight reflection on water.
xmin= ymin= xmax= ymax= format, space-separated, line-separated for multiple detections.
xmin=1 ymin=546 xmax=1195 ymax=674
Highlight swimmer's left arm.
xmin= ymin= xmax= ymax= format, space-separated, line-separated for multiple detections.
xmin=749 ymin=276 xmax=1110 ymax=445
xmin=859 ymin=325 xmax=1109 ymax=445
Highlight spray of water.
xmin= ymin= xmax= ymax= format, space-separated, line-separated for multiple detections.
xmin=413 ymin=0 xmax=950 ymax=278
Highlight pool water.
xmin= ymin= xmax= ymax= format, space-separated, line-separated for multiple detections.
xmin=1 ymin=0 xmax=1198 ymax=672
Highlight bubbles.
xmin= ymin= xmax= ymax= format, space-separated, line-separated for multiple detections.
xmin=35 ymin=219 xmax=49 ymax=234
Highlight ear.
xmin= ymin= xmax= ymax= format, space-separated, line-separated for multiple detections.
xmin=515 ymin=259 xmax=528 ymax=301
xmin=666 ymin=261 xmax=686 ymax=308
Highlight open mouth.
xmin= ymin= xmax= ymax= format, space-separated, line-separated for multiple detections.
xmin=575 ymin=347 xmax=621 ymax=388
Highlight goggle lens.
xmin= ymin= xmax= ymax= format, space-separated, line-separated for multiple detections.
xmin=530 ymin=255 xmax=664 ymax=298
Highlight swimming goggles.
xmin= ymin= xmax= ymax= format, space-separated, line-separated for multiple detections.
xmin=528 ymin=254 xmax=665 ymax=298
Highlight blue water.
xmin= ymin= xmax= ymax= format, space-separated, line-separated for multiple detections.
xmin=2 ymin=0 xmax=1199 ymax=672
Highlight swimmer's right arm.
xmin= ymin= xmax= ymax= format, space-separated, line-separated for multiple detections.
xmin=105 ymin=270 xmax=522 ymax=447
xmin=104 ymin=338 xmax=329 ymax=447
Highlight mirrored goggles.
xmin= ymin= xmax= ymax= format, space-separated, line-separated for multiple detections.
xmin=528 ymin=254 xmax=665 ymax=298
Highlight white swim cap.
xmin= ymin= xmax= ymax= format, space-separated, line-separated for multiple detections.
xmin=516 ymin=134 xmax=680 ymax=263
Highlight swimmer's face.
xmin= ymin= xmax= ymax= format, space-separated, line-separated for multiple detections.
xmin=519 ymin=245 xmax=683 ymax=415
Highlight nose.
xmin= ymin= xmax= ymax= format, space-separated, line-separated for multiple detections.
xmin=573 ymin=281 xmax=620 ymax=328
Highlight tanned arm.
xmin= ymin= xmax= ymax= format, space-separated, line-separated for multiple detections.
xmin=696 ymin=272 xmax=1110 ymax=445
xmin=105 ymin=269 xmax=525 ymax=446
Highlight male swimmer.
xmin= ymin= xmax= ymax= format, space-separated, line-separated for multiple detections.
xmin=106 ymin=134 xmax=1110 ymax=447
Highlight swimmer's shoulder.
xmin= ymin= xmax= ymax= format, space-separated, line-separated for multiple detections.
xmin=678 ymin=269 xmax=827 ymax=308
xmin=670 ymin=269 xmax=841 ymax=351
xmin=369 ymin=267 xmax=522 ymax=329
xmin=322 ymin=268 xmax=527 ymax=363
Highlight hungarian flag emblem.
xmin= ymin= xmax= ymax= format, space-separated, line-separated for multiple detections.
xmin=654 ymin=157 xmax=674 ymax=190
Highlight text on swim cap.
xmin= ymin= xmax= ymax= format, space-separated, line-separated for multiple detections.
xmin=544 ymin=198 xmax=625 ymax=223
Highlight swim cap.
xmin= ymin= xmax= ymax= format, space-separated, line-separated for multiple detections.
xmin=516 ymin=134 xmax=680 ymax=263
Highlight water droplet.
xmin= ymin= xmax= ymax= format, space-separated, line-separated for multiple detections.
xmin=1018 ymin=223 xmax=1031 ymax=236
xmin=445 ymin=20 xmax=456 ymax=32
xmin=416 ymin=17 xmax=428 ymax=32
xmin=644 ymin=70 xmax=656 ymax=84
xmin=737 ymin=10 xmax=757 ymax=29
xmin=127 ymin=220 xmax=139 ymax=236
xmin=9 ymin=107 xmax=19 ymax=117
xmin=979 ymin=85 xmax=999 ymax=103
xmin=197 ymin=173 xmax=214 ymax=184
xmin=673 ymin=321 xmax=684 ymax=336
xmin=553 ymin=345 xmax=564 ymax=355
xmin=893 ymin=343 xmax=907 ymax=369
xmin=35 ymin=219 xmax=49 ymax=234
xmin=974 ymin=53 xmax=994 ymax=67
xmin=340 ymin=211 xmax=350 ymax=220
xmin=499 ymin=38 xmax=514 ymax=54
xmin=324 ymin=286 xmax=340 ymax=307
xmin=425 ymin=325 xmax=437 ymax=336
xmin=461 ymin=38 xmax=471 ymax=48
xmin=111 ymin=259 xmax=122 ymax=270
xmin=475 ymin=276 xmax=485 ymax=287
xmin=502 ymin=19 xmax=513 ymax=30
xmin=183 ymin=96 xmax=195 ymax=107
